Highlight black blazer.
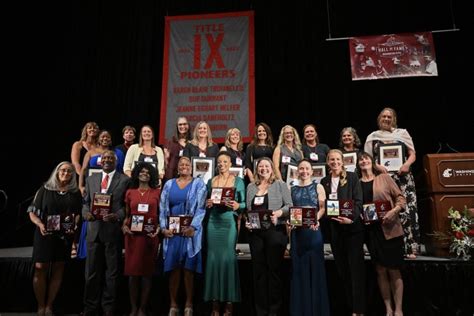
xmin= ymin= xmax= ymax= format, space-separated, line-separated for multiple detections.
xmin=183 ymin=143 xmax=220 ymax=158
xmin=320 ymin=171 xmax=363 ymax=233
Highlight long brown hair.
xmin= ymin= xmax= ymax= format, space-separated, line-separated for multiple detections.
xmin=250 ymin=122 xmax=274 ymax=147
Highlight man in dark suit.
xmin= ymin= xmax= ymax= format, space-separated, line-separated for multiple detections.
xmin=82 ymin=150 xmax=130 ymax=316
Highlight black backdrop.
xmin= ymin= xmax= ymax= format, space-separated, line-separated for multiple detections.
xmin=2 ymin=0 xmax=473 ymax=247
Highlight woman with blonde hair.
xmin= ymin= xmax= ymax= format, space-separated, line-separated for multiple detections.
xmin=221 ymin=127 xmax=245 ymax=169
xmin=320 ymin=149 xmax=365 ymax=316
xmin=272 ymin=125 xmax=303 ymax=181
xmin=28 ymin=162 xmax=82 ymax=316
xmin=70 ymin=122 xmax=99 ymax=175
xmin=364 ymin=107 xmax=420 ymax=258
xmin=246 ymin=157 xmax=292 ymax=316
xmin=183 ymin=121 xmax=219 ymax=158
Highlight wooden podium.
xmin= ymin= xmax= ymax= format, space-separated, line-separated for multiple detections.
xmin=423 ymin=153 xmax=474 ymax=256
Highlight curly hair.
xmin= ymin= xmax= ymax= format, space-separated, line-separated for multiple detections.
xmin=130 ymin=162 xmax=159 ymax=189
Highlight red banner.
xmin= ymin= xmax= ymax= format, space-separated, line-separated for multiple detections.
xmin=160 ymin=11 xmax=255 ymax=144
xmin=349 ymin=32 xmax=438 ymax=80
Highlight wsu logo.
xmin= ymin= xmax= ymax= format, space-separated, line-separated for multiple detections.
xmin=442 ymin=168 xmax=453 ymax=178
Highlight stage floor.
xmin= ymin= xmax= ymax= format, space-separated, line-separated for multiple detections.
xmin=0 ymin=244 xmax=472 ymax=316
xmin=0 ymin=243 xmax=444 ymax=261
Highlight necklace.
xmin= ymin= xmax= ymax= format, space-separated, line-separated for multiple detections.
xmin=138 ymin=188 xmax=149 ymax=196
xmin=218 ymin=174 xmax=232 ymax=187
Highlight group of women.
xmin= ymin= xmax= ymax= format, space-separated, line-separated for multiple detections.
xmin=29 ymin=106 xmax=418 ymax=316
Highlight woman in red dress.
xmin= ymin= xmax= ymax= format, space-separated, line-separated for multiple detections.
xmin=122 ymin=163 xmax=161 ymax=316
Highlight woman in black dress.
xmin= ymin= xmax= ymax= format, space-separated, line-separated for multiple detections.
xmin=28 ymin=161 xmax=82 ymax=316
xmin=358 ymin=152 xmax=406 ymax=316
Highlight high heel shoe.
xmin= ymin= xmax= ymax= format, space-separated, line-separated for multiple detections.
xmin=168 ymin=307 xmax=179 ymax=316
xmin=184 ymin=306 xmax=193 ymax=316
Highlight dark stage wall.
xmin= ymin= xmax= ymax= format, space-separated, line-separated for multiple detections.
xmin=2 ymin=0 xmax=473 ymax=246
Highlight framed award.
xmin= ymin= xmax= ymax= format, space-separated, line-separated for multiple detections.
xmin=379 ymin=144 xmax=404 ymax=172
xmin=191 ymin=157 xmax=215 ymax=184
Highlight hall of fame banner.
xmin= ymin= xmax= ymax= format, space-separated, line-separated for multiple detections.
xmin=160 ymin=11 xmax=255 ymax=143
xmin=349 ymin=32 xmax=438 ymax=80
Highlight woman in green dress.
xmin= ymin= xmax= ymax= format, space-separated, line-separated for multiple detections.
xmin=204 ymin=151 xmax=246 ymax=315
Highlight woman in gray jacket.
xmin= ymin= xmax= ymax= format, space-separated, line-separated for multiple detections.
xmin=246 ymin=157 xmax=292 ymax=316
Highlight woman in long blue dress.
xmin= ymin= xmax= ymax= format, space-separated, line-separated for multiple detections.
xmin=204 ymin=151 xmax=246 ymax=316
xmin=290 ymin=159 xmax=329 ymax=316
xmin=160 ymin=156 xmax=207 ymax=316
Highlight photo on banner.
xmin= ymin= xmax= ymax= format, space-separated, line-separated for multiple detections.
xmin=160 ymin=11 xmax=255 ymax=144
xmin=349 ymin=32 xmax=438 ymax=80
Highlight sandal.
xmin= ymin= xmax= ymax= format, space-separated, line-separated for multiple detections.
xmin=71 ymin=243 xmax=78 ymax=259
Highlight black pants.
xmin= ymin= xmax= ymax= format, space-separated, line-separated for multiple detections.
xmin=330 ymin=226 xmax=366 ymax=314
xmin=83 ymin=240 xmax=120 ymax=314
xmin=248 ymin=225 xmax=287 ymax=316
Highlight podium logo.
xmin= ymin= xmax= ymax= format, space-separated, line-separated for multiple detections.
xmin=442 ymin=168 xmax=453 ymax=178
xmin=442 ymin=167 xmax=474 ymax=178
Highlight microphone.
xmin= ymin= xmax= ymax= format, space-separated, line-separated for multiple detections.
xmin=436 ymin=142 xmax=442 ymax=154
xmin=445 ymin=143 xmax=460 ymax=153
xmin=0 ymin=190 xmax=7 ymax=212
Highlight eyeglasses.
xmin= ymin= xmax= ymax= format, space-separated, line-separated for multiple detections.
xmin=59 ymin=169 xmax=73 ymax=174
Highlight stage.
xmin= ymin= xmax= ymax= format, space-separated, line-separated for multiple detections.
xmin=0 ymin=245 xmax=473 ymax=316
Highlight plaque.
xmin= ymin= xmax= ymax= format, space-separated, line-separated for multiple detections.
xmin=61 ymin=213 xmax=76 ymax=233
xmin=191 ymin=157 xmax=215 ymax=184
xmin=286 ymin=164 xmax=299 ymax=187
xmin=229 ymin=167 xmax=244 ymax=179
xmin=211 ymin=187 xmax=235 ymax=205
xmin=379 ymin=143 xmax=405 ymax=172
xmin=311 ymin=163 xmax=326 ymax=183
xmin=91 ymin=193 xmax=112 ymax=220
xmin=343 ymin=151 xmax=358 ymax=173
xmin=46 ymin=215 xmax=61 ymax=232
xmin=247 ymin=210 xmax=273 ymax=229
xmin=339 ymin=199 xmax=354 ymax=219
xmin=168 ymin=215 xmax=193 ymax=234
xmin=290 ymin=207 xmax=318 ymax=227
xmin=327 ymin=199 xmax=354 ymax=219
xmin=362 ymin=203 xmax=378 ymax=223
xmin=130 ymin=215 xmax=144 ymax=232
xmin=326 ymin=200 xmax=340 ymax=217
xmin=143 ymin=216 xmax=157 ymax=234
xmin=374 ymin=200 xmax=392 ymax=219
xmin=46 ymin=212 xmax=75 ymax=234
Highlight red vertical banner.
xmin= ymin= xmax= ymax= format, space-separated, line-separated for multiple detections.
xmin=349 ymin=32 xmax=438 ymax=80
xmin=160 ymin=11 xmax=255 ymax=144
